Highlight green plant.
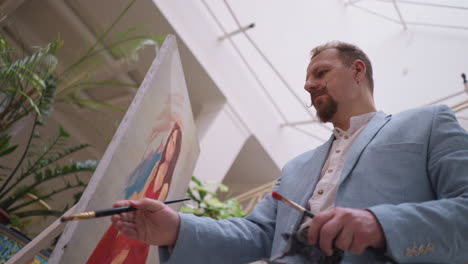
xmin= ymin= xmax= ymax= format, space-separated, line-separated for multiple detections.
xmin=0 ymin=34 xmax=97 ymax=229
xmin=0 ymin=0 xmax=164 ymax=230
xmin=0 ymin=0 xmax=164 ymax=231
xmin=54 ymin=0 xmax=164 ymax=112
xmin=180 ymin=176 xmax=246 ymax=220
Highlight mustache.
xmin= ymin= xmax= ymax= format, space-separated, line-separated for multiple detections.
xmin=306 ymin=88 xmax=328 ymax=108
xmin=310 ymin=88 xmax=327 ymax=98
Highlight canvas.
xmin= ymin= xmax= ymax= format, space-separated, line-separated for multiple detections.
xmin=49 ymin=35 xmax=199 ymax=264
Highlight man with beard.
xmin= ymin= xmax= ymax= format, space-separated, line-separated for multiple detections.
xmin=111 ymin=41 xmax=468 ymax=263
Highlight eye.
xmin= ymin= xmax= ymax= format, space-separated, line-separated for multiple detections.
xmin=317 ymin=70 xmax=328 ymax=78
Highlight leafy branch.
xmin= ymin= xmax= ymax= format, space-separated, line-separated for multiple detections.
xmin=0 ymin=135 xmax=90 ymax=201
xmin=0 ymin=160 xmax=96 ymax=210
xmin=0 ymin=76 xmax=56 ymax=195
xmin=181 ymin=176 xmax=246 ymax=220
xmin=14 ymin=209 xmax=63 ymax=218
xmin=0 ymin=39 xmax=61 ymax=129
xmin=8 ymin=177 xmax=87 ymax=213
xmin=0 ymin=0 xmax=165 ymax=232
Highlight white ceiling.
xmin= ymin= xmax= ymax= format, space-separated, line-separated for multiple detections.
xmin=199 ymin=0 xmax=468 ymax=133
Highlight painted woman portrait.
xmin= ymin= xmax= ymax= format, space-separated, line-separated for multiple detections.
xmin=86 ymin=123 xmax=182 ymax=264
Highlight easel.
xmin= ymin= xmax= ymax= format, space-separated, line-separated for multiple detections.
xmin=5 ymin=206 xmax=75 ymax=264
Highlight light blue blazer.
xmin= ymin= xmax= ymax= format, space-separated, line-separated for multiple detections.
xmin=160 ymin=105 xmax=468 ymax=263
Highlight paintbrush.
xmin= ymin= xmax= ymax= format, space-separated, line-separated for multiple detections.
xmin=60 ymin=197 xmax=190 ymax=222
xmin=272 ymin=191 xmax=314 ymax=218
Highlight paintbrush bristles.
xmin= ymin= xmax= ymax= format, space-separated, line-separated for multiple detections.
xmin=272 ymin=191 xmax=305 ymax=213
xmin=271 ymin=191 xmax=314 ymax=218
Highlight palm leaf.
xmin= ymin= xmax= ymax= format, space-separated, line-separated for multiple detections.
xmin=8 ymin=180 xmax=86 ymax=213
xmin=67 ymin=96 xmax=126 ymax=112
xmin=0 ymin=39 xmax=60 ymax=84
xmin=56 ymin=79 xmax=138 ymax=101
xmin=0 ymin=125 xmax=90 ymax=200
xmin=0 ymin=134 xmax=17 ymax=157
xmin=0 ymin=160 xmax=96 ymax=210
xmin=15 ymin=209 xmax=63 ymax=218
xmin=59 ymin=0 xmax=137 ymax=78
xmin=16 ymin=89 xmax=40 ymax=116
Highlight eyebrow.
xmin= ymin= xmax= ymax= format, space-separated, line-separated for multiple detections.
xmin=307 ymin=64 xmax=329 ymax=79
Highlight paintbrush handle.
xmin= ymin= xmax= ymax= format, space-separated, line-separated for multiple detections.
xmin=93 ymin=198 xmax=190 ymax=217
xmin=164 ymin=197 xmax=190 ymax=204
xmin=304 ymin=210 xmax=314 ymax=218
xmin=61 ymin=198 xmax=192 ymax=222
xmin=95 ymin=206 xmax=137 ymax=217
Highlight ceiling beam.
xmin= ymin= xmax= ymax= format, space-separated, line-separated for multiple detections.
xmin=46 ymin=0 xmax=137 ymax=94
xmin=374 ymin=0 xmax=468 ymax=11
xmin=0 ymin=0 xmax=28 ymax=25
xmin=392 ymin=0 xmax=407 ymax=29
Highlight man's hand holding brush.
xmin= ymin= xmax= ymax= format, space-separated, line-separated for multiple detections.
xmin=272 ymin=191 xmax=386 ymax=256
xmin=307 ymin=207 xmax=386 ymax=256
xmin=111 ymin=198 xmax=181 ymax=246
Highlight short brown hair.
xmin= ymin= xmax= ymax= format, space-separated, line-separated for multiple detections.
xmin=311 ymin=41 xmax=374 ymax=94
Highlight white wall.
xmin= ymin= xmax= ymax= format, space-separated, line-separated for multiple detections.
xmin=219 ymin=0 xmax=468 ymax=112
xmin=154 ymin=0 xmax=468 ymax=187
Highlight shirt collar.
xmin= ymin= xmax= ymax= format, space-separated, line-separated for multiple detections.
xmin=333 ymin=112 xmax=376 ymax=138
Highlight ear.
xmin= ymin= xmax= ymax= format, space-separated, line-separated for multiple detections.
xmin=352 ymin=60 xmax=366 ymax=84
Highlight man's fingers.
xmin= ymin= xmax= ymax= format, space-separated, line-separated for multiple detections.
xmin=308 ymin=209 xmax=335 ymax=246
xmin=120 ymin=212 xmax=135 ymax=223
xmin=113 ymin=200 xmax=131 ymax=208
xmin=349 ymin=239 xmax=367 ymax=255
xmin=130 ymin=198 xmax=164 ymax=211
xmin=307 ymin=208 xmax=386 ymax=256
xmin=334 ymin=225 xmax=354 ymax=251
xmin=111 ymin=214 xmax=121 ymax=224
xmin=121 ymin=228 xmax=138 ymax=239
xmin=115 ymin=218 xmax=136 ymax=230
xmin=121 ymin=220 xmax=137 ymax=230
xmin=319 ymin=217 xmax=344 ymax=256
xmin=119 ymin=222 xmax=138 ymax=239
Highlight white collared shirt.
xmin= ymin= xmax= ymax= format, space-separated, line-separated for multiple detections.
xmin=307 ymin=112 xmax=376 ymax=215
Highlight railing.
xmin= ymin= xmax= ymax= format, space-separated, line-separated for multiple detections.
xmin=234 ymin=180 xmax=277 ymax=213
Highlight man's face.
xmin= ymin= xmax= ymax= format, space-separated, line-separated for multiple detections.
xmin=304 ymin=49 xmax=357 ymax=123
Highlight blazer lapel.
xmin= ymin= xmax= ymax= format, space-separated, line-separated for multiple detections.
xmin=289 ymin=134 xmax=335 ymax=229
xmin=338 ymin=111 xmax=391 ymax=185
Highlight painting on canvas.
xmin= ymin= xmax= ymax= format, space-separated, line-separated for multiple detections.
xmin=49 ymin=35 xmax=199 ymax=264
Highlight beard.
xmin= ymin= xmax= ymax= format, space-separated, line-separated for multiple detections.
xmin=313 ymin=95 xmax=338 ymax=123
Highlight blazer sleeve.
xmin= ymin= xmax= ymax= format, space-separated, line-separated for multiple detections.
xmin=368 ymin=105 xmax=468 ymax=263
xmin=158 ymin=179 xmax=281 ymax=264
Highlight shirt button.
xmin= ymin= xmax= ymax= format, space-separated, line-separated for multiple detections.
xmin=344 ymin=135 xmax=349 ymax=139
xmin=425 ymin=244 xmax=434 ymax=253
xmin=327 ymin=169 xmax=333 ymax=173
xmin=335 ymin=149 xmax=341 ymax=153
xmin=318 ymin=189 xmax=324 ymax=195
xmin=418 ymin=245 xmax=425 ymax=255
xmin=405 ymin=248 xmax=413 ymax=257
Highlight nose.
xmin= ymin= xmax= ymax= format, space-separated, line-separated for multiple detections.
xmin=304 ymin=78 xmax=319 ymax=93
